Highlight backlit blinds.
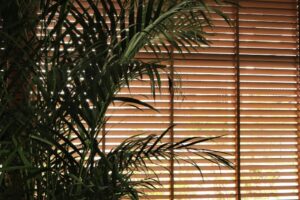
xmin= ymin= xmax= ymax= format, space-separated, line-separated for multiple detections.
xmin=105 ymin=0 xmax=300 ymax=199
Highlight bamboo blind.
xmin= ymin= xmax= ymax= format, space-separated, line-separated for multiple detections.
xmin=106 ymin=0 xmax=300 ymax=199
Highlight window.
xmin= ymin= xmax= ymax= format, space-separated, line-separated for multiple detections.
xmin=105 ymin=0 xmax=300 ymax=199
xmin=1 ymin=0 xmax=298 ymax=199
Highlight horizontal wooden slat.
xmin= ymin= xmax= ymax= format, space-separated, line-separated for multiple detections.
xmin=101 ymin=0 xmax=300 ymax=199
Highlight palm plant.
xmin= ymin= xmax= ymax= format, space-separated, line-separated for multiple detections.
xmin=0 ymin=0 xmax=234 ymax=199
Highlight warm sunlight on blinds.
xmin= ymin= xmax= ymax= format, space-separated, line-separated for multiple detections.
xmin=104 ymin=0 xmax=300 ymax=199
xmin=239 ymin=0 xmax=299 ymax=199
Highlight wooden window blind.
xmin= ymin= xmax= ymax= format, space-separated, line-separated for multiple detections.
xmin=239 ymin=0 xmax=299 ymax=199
xmin=105 ymin=0 xmax=300 ymax=199
xmin=2 ymin=0 xmax=298 ymax=199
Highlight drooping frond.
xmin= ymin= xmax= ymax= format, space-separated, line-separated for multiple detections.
xmin=0 ymin=0 xmax=234 ymax=199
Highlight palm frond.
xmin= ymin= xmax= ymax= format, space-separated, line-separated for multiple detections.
xmin=103 ymin=126 xmax=233 ymax=198
xmin=0 ymin=0 xmax=234 ymax=199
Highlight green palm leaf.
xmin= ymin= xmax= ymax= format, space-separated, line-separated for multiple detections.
xmin=0 ymin=0 xmax=234 ymax=199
